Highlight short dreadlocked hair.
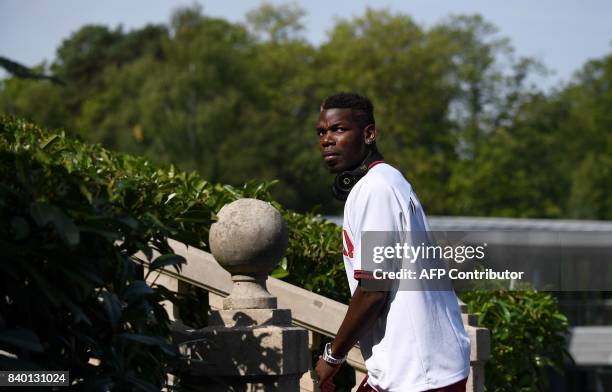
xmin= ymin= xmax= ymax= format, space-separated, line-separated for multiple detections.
xmin=321 ymin=92 xmax=375 ymax=128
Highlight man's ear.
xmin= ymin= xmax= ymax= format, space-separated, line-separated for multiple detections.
xmin=364 ymin=124 xmax=377 ymax=144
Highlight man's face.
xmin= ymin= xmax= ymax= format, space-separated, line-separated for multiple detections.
xmin=317 ymin=108 xmax=369 ymax=173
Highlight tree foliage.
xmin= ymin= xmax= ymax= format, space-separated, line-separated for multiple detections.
xmin=5 ymin=4 xmax=608 ymax=218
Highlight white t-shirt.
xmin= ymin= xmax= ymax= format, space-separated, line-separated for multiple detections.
xmin=342 ymin=162 xmax=471 ymax=392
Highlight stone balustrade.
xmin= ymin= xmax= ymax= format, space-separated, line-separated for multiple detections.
xmin=145 ymin=198 xmax=490 ymax=391
xmin=171 ymin=199 xmax=309 ymax=391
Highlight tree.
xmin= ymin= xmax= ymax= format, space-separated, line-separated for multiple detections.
xmin=0 ymin=72 xmax=68 ymax=130
xmin=246 ymin=2 xmax=306 ymax=43
xmin=561 ymin=54 xmax=612 ymax=219
xmin=0 ymin=56 xmax=63 ymax=84
xmin=1 ymin=4 xmax=609 ymax=218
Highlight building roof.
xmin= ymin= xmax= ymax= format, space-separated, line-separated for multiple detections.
xmin=569 ymin=326 xmax=612 ymax=366
xmin=428 ymin=216 xmax=612 ymax=232
xmin=323 ymin=215 xmax=612 ymax=232
xmin=322 ymin=215 xmax=612 ymax=248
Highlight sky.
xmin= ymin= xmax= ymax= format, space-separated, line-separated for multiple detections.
xmin=1 ymin=0 xmax=612 ymax=89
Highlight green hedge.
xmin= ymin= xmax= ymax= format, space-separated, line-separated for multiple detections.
xmin=461 ymin=290 xmax=569 ymax=391
xmin=0 ymin=117 xmax=569 ymax=390
xmin=0 ymin=116 xmax=348 ymax=389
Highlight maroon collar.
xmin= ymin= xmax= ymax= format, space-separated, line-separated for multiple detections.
xmin=367 ymin=160 xmax=384 ymax=170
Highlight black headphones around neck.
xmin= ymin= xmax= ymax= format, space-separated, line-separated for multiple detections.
xmin=332 ymin=149 xmax=384 ymax=201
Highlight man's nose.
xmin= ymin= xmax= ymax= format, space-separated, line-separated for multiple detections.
xmin=320 ymin=131 xmax=334 ymax=147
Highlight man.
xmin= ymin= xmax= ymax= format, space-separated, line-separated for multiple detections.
xmin=314 ymin=93 xmax=471 ymax=392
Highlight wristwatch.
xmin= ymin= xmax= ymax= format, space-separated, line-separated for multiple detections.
xmin=323 ymin=342 xmax=346 ymax=365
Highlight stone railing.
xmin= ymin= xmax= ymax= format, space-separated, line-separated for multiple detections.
xmin=146 ymin=199 xmax=490 ymax=391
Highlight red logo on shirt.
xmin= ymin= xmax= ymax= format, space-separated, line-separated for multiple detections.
xmin=342 ymin=229 xmax=354 ymax=258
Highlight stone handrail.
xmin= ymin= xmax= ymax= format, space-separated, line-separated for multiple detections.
xmin=162 ymin=239 xmax=348 ymax=336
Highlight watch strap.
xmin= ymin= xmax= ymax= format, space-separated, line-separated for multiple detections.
xmin=323 ymin=342 xmax=346 ymax=365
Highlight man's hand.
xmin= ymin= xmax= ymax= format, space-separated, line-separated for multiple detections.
xmin=314 ymin=356 xmax=341 ymax=387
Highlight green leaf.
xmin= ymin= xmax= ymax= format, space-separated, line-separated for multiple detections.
xmin=0 ymin=329 xmax=44 ymax=353
xmin=52 ymin=207 xmax=80 ymax=247
xmin=270 ymin=266 xmax=289 ymax=279
xmin=124 ymin=280 xmax=154 ymax=301
xmin=149 ymin=253 xmax=185 ymax=272
xmin=176 ymin=208 xmax=212 ymax=223
xmin=20 ymin=262 xmax=63 ymax=306
xmin=164 ymin=192 xmax=177 ymax=204
xmin=40 ymin=134 xmax=59 ymax=150
xmin=30 ymin=202 xmax=55 ymax=226
xmin=30 ymin=202 xmax=80 ymax=246
xmin=94 ymin=378 xmax=114 ymax=391
xmin=119 ymin=215 xmax=138 ymax=229
xmin=79 ymin=183 xmax=93 ymax=204
xmin=100 ymin=292 xmax=122 ymax=327
xmin=125 ymin=375 xmax=160 ymax=392
xmin=64 ymin=299 xmax=93 ymax=326
xmin=78 ymin=224 xmax=121 ymax=240
xmin=118 ymin=333 xmax=175 ymax=356
xmin=0 ymin=357 xmax=42 ymax=371
xmin=10 ymin=216 xmax=29 ymax=240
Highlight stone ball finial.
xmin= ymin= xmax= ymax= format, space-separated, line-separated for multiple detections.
xmin=209 ymin=198 xmax=288 ymax=275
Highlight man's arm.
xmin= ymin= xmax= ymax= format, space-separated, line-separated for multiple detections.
xmin=332 ymin=286 xmax=388 ymax=357
xmin=315 ymin=285 xmax=388 ymax=384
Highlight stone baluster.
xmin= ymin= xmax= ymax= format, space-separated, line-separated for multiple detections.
xmin=458 ymin=299 xmax=491 ymax=392
xmin=175 ymin=198 xmax=309 ymax=391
